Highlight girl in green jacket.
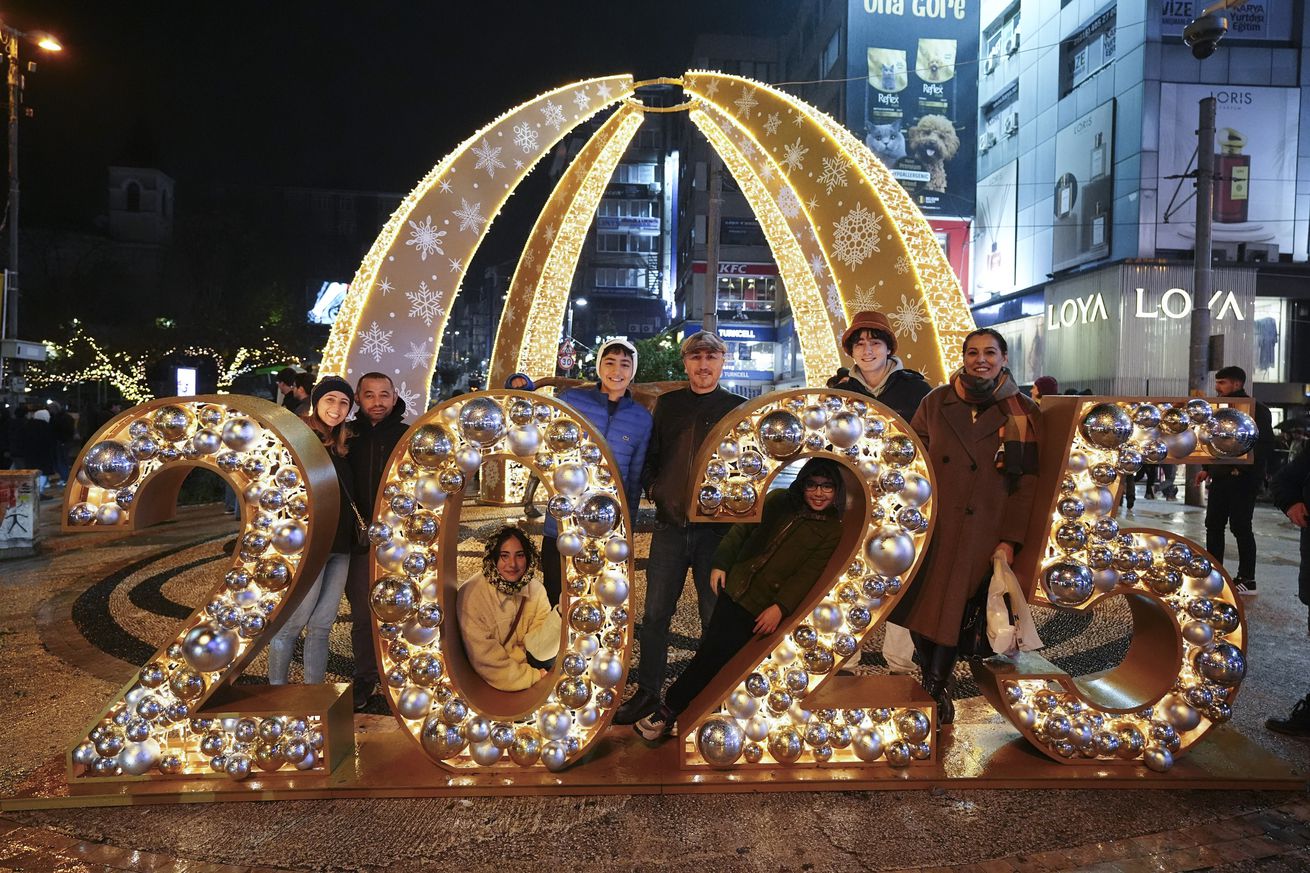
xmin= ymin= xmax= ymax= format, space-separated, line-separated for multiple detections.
xmin=635 ymin=457 xmax=845 ymax=740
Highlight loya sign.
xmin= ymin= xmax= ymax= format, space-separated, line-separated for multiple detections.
xmin=1046 ymin=288 xmax=1247 ymax=330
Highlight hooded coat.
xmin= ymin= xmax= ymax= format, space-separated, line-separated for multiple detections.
xmin=891 ymin=384 xmax=1042 ymax=646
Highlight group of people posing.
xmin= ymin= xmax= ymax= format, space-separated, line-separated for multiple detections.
xmin=269 ymin=311 xmax=1059 ymax=743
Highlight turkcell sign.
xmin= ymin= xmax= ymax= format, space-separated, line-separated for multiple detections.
xmin=683 ymin=322 xmax=776 ymax=342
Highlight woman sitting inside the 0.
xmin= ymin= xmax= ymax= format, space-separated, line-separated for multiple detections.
xmin=458 ymin=525 xmax=561 ymax=692
xmin=635 ymin=457 xmax=845 ymax=740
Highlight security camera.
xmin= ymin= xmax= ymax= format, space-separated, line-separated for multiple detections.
xmin=1183 ymin=13 xmax=1229 ymax=59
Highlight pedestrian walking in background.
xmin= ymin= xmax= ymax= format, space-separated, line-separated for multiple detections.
xmin=1267 ymin=441 xmax=1310 ymax=736
xmin=1196 ymin=366 xmax=1275 ymax=595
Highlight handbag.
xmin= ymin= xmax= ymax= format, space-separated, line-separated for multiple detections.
xmin=956 ymin=575 xmax=994 ymax=660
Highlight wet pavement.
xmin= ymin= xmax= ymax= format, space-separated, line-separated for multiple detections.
xmin=1 ymin=487 xmax=1308 ymax=872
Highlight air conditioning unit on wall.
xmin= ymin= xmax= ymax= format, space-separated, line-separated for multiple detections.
xmin=1007 ymin=29 xmax=1020 ymax=55
xmin=1003 ymin=112 xmax=1019 ymax=136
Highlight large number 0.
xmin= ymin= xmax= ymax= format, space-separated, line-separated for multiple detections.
xmin=63 ymin=396 xmax=351 ymax=781
xmin=975 ymin=396 xmax=1255 ymax=772
xmin=676 ymin=389 xmax=938 ymax=769
xmin=364 ymin=391 xmax=635 ymax=772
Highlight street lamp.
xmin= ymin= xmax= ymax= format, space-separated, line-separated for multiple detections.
xmin=566 ymin=297 xmax=588 ymax=341
xmin=0 ymin=18 xmax=62 ymax=396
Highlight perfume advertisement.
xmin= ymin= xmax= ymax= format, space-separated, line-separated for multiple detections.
xmin=1155 ymin=84 xmax=1302 ymax=260
xmin=1052 ymin=100 xmax=1115 ymax=272
xmin=973 ymin=161 xmax=1018 ymax=303
xmin=846 ymin=0 xmax=979 ymax=218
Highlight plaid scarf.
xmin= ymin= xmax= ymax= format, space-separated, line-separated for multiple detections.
xmin=950 ymin=367 xmax=1038 ymax=493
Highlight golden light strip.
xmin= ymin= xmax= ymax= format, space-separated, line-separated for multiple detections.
xmin=487 ymin=104 xmax=643 ymax=384
xmin=520 ymin=108 xmax=645 ymax=377
xmin=321 ymin=76 xmax=635 ymax=401
xmin=690 ymin=105 xmax=842 ymax=384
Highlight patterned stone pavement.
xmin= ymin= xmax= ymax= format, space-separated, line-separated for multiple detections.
xmin=2 ymin=485 xmax=1309 ymax=872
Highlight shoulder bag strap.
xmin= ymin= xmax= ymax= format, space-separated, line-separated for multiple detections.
xmin=502 ymin=596 xmax=528 ymax=647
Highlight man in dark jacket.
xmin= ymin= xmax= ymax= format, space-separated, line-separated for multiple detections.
xmin=344 ymin=372 xmax=409 ymax=710
xmin=1269 ymin=443 xmax=1310 ymax=736
xmin=1195 ymin=366 xmax=1275 ymax=595
xmin=615 ymin=331 xmax=745 ymax=725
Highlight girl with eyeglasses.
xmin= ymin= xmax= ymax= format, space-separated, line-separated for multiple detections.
xmin=634 ymin=457 xmax=845 ymax=741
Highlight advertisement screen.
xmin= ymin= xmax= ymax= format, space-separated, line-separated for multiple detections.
xmin=972 ymin=161 xmax=1017 ymax=303
xmin=309 ymin=281 xmax=350 ymax=326
xmin=1052 ymin=100 xmax=1115 ymax=272
xmin=1155 ymin=84 xmax=1302 ymax=261
xmin=846 ymin=0 xmax=979 ymax=218
xmin=1161 ymin=0 xmax=1291 ymax=41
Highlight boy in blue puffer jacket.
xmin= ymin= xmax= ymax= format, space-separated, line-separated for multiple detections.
xmin=541 ymin=338 xmax=653 ymax=605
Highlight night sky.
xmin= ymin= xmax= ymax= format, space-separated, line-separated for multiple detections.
xmin=12 ymin=1 xmax=800 ymax=228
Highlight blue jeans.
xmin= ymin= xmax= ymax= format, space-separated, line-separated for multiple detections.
xmin=268 ymin=553 xmax=349 ymax=684
xmin=636 ymin=522 xmax=725 ymax=694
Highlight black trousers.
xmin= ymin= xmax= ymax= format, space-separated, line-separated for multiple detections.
xmin=1299 ymin=526 xmax=1310 ymax=607
xmin=1205 ymin=478 xmax=1258 ymax=579
xmin=540 ymin=534 xmax=562 ymax=608
xmin=666 ymin=594 xmax=757 ymax=717
xmin=345 ymin=552 xmax=382 ymax=696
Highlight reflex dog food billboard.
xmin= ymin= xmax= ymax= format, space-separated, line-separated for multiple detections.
xmin=847 ymin=0 xmax=980 ymax=218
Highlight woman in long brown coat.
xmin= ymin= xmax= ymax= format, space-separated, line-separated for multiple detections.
xmin=893 ymin=328 xmax=1041 ymax=725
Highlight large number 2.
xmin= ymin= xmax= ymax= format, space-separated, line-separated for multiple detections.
xmin=63 ymin=396 xmax=350 ymax=781
xmin=975 ymin=396 xmax=1255 ymax=772
xmin=677 ymin=388 xmax=938 ymax=769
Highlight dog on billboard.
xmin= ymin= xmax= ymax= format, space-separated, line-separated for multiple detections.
xmin=907 ymin=114 xmax=959 ymax=192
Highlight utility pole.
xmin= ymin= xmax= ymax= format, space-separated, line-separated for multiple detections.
xmin=0 ymin=31 xmax=18 ymax=397
xmin=702 ymin=151 xmax=721 ymax=334
xmin=1185 ymin=96 xmax=1216 ymax=507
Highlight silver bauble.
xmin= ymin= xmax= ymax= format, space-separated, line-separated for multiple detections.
xmin=757 ymin=410 xmax=804 ymax=458
xmin=410 ymin=425 xmax=455 ymax=468
xmin=1080 ymin=403 xmax=1134 ymax=449
xmin=882 ymin=435 xmax=917 ymax=467
xmin=697 ymin=717 xmax=745 ymax=767
xmin=182 ymin=622 xmax=238 ymax=672
xmin=852 ymin=728 xmax=884 ymax=761
xmin=866 ymin=527 xmax=916 ymax=575
xmin=576 ymin=493 xmax=620 ymax=537
xmin=767 ymin=727 xmax=804 ymax=764
xmin=1204 ymin=409 xmax=1257 ymax=458
xmin=458 ymin=397 xmax=505 ymax=446
xmin=546 ymin=419 xmax=582 ymax=453
xmin=84 ymin=440 xmax=140 ymax=489
xmin=506 ymin=425 xmax=540 ymax=458
xmin=454 ymin=446 xmax=483 ymax=474
xmin=420 ymin=716 xmax=467 ymax=759
xmin=371 ymin=576 xmax=420 ymax=622
xmin=826 ymin=411 xmax=864 ymax=449
xmin=540 ymin=740 xmax=570 ymax=772
xmin=1193 ymin=642 xmax=1246 ymax=686
xmin=537 ymin=705 xmax=572 ymax=741
xmin=553 ymin=462 xmax=588 ymax=496
xmin=271 ymin=520 xmax=307 ymax=555
xmin=220 ymin=417 xmax=258 ymax=451
xmin=1163 ymin=429 xmax=1198 ymax=458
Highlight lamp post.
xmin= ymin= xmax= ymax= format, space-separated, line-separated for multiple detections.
xmin=0 ymin=20 xmax=62 ymax=397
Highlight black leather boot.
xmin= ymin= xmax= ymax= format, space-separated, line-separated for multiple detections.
xmin=912 ymin=634 xmax=955 ymax=727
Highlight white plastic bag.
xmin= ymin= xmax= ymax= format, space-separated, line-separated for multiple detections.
xmin=986 ymin=550 xmax=1044 ymax=658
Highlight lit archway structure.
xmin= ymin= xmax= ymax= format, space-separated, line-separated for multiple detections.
xmin=323 ymin=73 xmax=974 ymax=400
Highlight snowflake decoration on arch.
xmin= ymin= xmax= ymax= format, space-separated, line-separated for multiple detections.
xmin=895 ymin=255 xmax=911 ymax=275
xmin=573 ymin=89 xmax=591 ymax=111
xmin=809 ymin=252 xmax=827 ymax=278
xmin=406 ymin=281 xmax=444 ymax=327
xmin=395 ymin=380 xmax=421 ymax=415
xmin=781 ymin=138 xmax=809 ymax=172
xmin=831 ymin=203 xmax=883 ymax=268
xmin=889 ymin=293 xmax=928 ymax=342
xmin=764 ymin=113 xmax=781 ymax=136
xmin=453 ymin=198 xmax=486 ymax=234
xmin=776 ymin=186 xmax=801 ymax=219
xmin=541 ymin=100 xmax=565 ymax=131
xmin=405 ymin=216 xmax=446 ymax=261
xmin=596 ymin=81 xmax=613 ymax=100
xmin=405 ymin=340 xmax=433 ymax=371
xmin=513 ymin=122 xmax=539 ymax=154
xmin=824 ymin=283 xmax=844 ymax=318
xmin=472 ymin=138 xmax=505 ymax=177
xmin=377 ymin=277 xmax=394 ymax=296
xmin=817 ymin=156 xmax=848 ymax=196
xmin=734 ymin=86 xmax=758 ymax=115
xmin=357 ymin=321 xmax=394 ymax=363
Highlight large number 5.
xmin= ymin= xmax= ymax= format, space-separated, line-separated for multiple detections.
xmin=975 ymin=396 xmax=1256 ymax=772
xmin=364 ymin=391 xmax=635 ymax=772
xmin=676 ymin=388 xmax=937 ymax=769
xmin=63 ymin=396 xmax=350 ymax=781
